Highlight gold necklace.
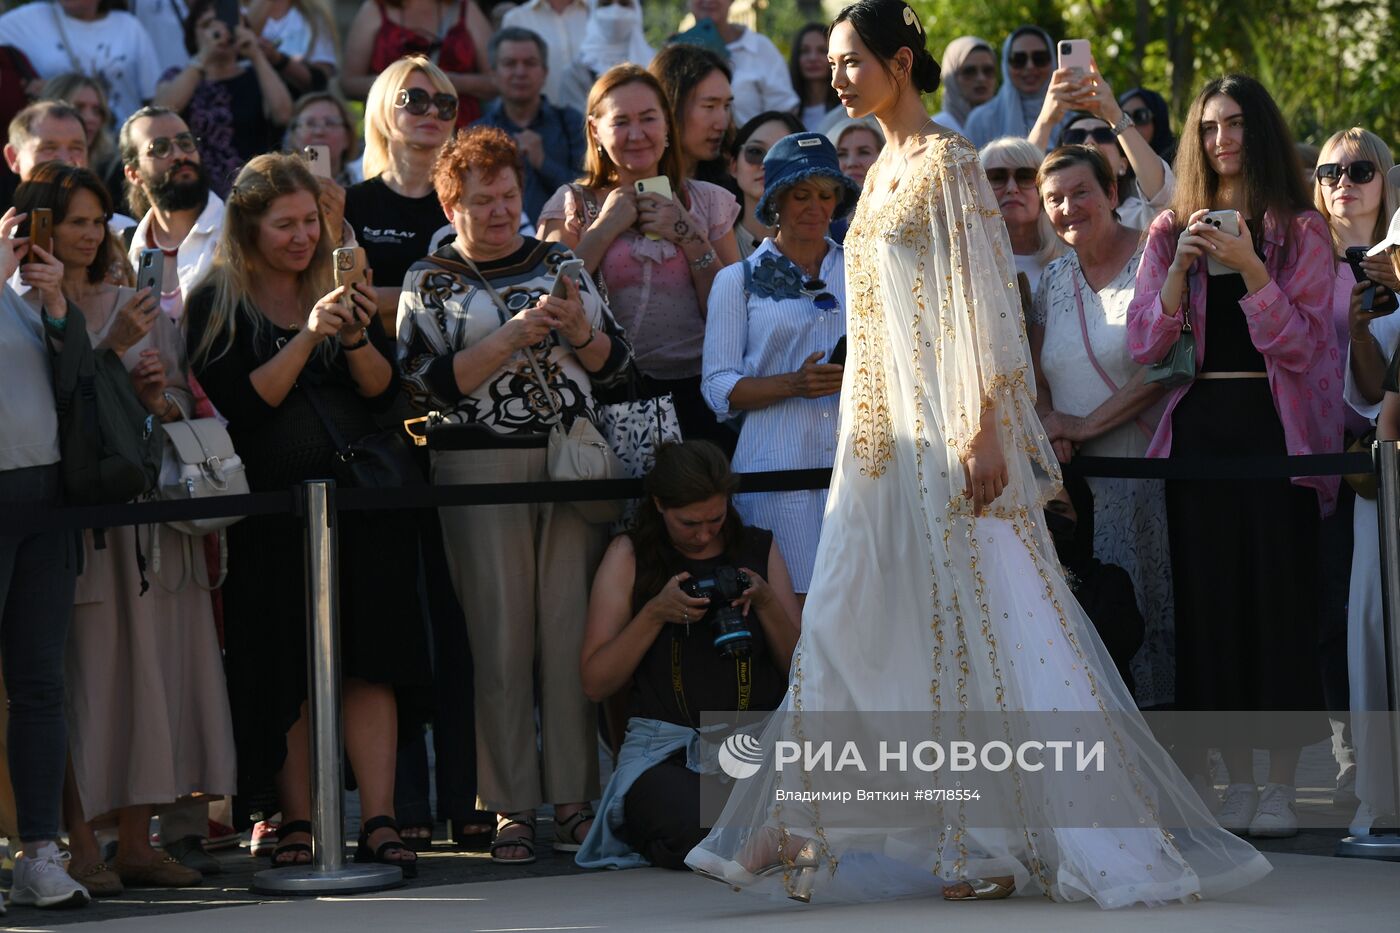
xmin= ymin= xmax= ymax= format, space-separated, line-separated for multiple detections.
xmin=883 ymin=117 xmax=938 ymax=193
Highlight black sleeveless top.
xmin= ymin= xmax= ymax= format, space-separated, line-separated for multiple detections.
xmin=629 ymin=526 xmax=787 ymax=726
xmin=1200 ymin=223 xmax=1267 ymax=373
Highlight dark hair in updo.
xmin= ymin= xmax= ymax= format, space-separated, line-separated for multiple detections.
xmin=829 ymin=0 xmax=940 ymax=95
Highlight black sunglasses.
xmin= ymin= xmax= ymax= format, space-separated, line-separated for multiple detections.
xmin=1008 ymin=50 xmax=1051 ymax=69
xmin=739 ymin=143 xmax=768 ymax=167
xmin=1316 ymin=161 xmax=1377 ymax=186
xmin=802 ymin=277 xmax=838 ymax=311
xmin=145 ymin=132 xmax=199 ymax=159
xmin=985 ymin=167 xmax=1038 ymax=189
xmin=395 ymin=87 xmax=459 ymax=121
xmin=957 ymin=63 xmax=997 ymax=80
xmin=1063 ymin=126 xmax=1117 ymax=146
xmin=1127 ymin=107 xmax=1154 ymax=126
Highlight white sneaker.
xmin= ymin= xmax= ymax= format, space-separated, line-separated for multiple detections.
xmin=9 ymin=843 xmax=91 ymax=909
xmin=1248 ymin=783 xmax=1298 ymax=838
xmin=1217 ymin=783 xmax=1259 ymax=833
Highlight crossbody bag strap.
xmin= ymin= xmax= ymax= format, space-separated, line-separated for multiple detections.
xmin=49 ymin=5 xmax=87 ymax=75
xmin=455 ymin=252 xmax=565 ymax=424
xmin=1071 ymin=270 xmax=1154 ymax=442
xmin=301 ymin=379 xmax=353 ymax=454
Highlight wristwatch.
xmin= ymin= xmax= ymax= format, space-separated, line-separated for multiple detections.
xmin=1110 ymin=110 xmax=1135 ymax=138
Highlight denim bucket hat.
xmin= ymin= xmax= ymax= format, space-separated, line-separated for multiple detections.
xmin=754 ymin=132 xmax=863 ymax=227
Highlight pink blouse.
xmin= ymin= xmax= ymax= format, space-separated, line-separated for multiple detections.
xmin=539 ymin=180 xmax=739 ymax=380
xmin=1127 ymin=209 xmax=1344 ymax=513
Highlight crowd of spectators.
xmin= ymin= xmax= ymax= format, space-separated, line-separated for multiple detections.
xmin=0 ymin=0 xmax=1395 ymax=913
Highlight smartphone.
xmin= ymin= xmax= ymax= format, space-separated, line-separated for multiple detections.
xmin=214 ymin=0 xmax=240 ymax=29
xmin=302 ymin=145 xmax=332 ymax=179
xmin=549 ymin=257 xmax=586 ymax=300
xmin=135 ymin=247 xmax=164 ymax=294
xmin=26 ymin=208 xmax=52 ymax=263
xmin=828 ymin=335 xmax=847 ymax=367
xmin=1345 ymin=245 xmax=1396 ymax=314
xmin=333 ymin=246 xmax=368 ymax=291
xmin=1202 ymin=209 xmax=1239 ymax=276
xmin=634 ymin=175 xmax=674 ymax=242
xmin=1058 ymin=39 xmax=1092 ymax=75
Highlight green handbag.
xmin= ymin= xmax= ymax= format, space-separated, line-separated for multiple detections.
xmin=1144 ymin=300 xmax=1195 ymax=388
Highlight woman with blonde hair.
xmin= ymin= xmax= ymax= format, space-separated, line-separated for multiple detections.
xmin=345 ymin=55 xmax=457 ymax=330
xmin=538 ymin=63 xmax=740 ymax=448
xmin=185 ymin=152 xmax=429 ymax=872
xmin=979 ymin=136 xmax=1063 ymax=292
xmin=1317 ymin=127 xmax=1400 ymax=838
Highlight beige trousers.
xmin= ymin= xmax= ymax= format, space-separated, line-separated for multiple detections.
xmin=434 ymin=447 xmax=603 ymax=813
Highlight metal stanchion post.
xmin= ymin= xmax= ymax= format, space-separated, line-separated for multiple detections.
xmin=1337 ymin=442 xmax=1400 ymax=860
xmin=253 ymin=481 xmax=404 ymax=893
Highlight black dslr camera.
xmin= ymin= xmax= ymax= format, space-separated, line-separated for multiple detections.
xmin=681 ymin=566 xmax=754 ymax=659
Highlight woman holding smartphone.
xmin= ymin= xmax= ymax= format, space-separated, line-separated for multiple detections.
xmin=185 ymin=152 xmax=428 ymax=874
xmin=538 ymin=64 xmax=739 ymax=447
xmin=1127 ymin=74 xmax=1341 ymax=839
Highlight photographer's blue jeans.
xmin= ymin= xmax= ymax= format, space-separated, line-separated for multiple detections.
xmin=0 ymin=464 xmax=76 ymax=841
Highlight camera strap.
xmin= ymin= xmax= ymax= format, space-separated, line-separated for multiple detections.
xmin=671 ymin=638 xmax=751 ymax=728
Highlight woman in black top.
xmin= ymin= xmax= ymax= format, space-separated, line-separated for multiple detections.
xmin=580 ymin=441 xmax=800 ymax=868
xmin=185 ymin=153 xmax=427 ymax=875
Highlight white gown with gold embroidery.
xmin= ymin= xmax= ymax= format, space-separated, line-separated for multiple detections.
xmin=684 ymin=134 xmax=1271 ymax=908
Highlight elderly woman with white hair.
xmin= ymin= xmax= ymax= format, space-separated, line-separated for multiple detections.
xmin=823 ymin=116 xmax=883 ymax=243
xmin=702 ymin=132 xmax=860 ymax=601
xmin=979 ymin=136 xmax=1064 ymax=292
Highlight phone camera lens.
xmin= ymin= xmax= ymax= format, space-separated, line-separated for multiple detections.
xmin=1060 ymin=42 xmax=1070 ymax=53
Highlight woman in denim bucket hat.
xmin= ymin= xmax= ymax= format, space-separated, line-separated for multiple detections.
xmin=701 ymin=132 xmax=860 ymax=602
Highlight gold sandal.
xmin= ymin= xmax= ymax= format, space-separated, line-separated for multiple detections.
xmin=943 ymin=877 xmax=1015 ymax=900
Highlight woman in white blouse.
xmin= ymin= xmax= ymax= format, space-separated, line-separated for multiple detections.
xmin=701 ymin=133 xmax=859 ymax=602
xmin=978 ymin=136 xmax=1063 ymax=292
xmin=1029 ymin=145 xmax=1173 ymax=708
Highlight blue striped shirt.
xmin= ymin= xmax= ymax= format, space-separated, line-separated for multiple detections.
xmin=701 ymin=237 xmax=846 ymax=591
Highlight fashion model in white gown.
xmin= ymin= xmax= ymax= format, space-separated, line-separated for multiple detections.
xmin=684 ymin=128 xmax=1272 ymax=908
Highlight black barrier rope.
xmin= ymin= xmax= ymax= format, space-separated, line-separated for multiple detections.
xmin=0 ymin=451 xmax=1375 ymax=535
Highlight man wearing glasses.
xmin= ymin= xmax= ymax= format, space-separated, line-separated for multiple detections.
xmin=119 ymin=106 xmax=223 ymax=325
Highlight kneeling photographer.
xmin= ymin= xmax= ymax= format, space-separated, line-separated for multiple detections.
xmin=577 ymin=441 xmax=801 ymax=869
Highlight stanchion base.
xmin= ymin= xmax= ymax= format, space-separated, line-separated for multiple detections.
xmin=252 ymin=862 xmax=404 ymax=895
xmin=1335 ymin=831 xmax=1400 ymax=862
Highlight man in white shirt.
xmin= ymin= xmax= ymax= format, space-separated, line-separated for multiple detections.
xmin=120 ymin=108 xmax=224 ymax=323
xmin=501 ymin=0 xmax=592 ymax=113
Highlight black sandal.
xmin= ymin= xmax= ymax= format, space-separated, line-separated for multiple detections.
xmin=490 ymin=812 xmax=537 ymax=865
xmin=270 ymin=820 xmax=313 ymax=867
xmin=355 ymin=815 xmax=418 ymax=879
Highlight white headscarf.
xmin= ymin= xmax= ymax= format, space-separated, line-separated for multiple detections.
xmin=937 ymin=36 xmax=995 ymax=129
xmin=962 ymin=26 xmax=1056 ymax=149
xmin=578 ymin=0 xmax=655 ymax=78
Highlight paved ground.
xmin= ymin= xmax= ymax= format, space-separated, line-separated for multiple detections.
xmin=2 ymin=739 xmax=1393 ymax=930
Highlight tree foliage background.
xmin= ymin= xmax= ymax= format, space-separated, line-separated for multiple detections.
xmin=644 ymin=0 xmax=1400 ymax=146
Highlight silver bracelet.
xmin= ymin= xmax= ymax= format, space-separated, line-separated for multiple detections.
xmin=688 ymin=248 xmax=717 ymax=270
xmin=1110 ymin=111 xmax=1135 ymax=137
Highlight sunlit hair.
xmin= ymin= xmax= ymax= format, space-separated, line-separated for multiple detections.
xmin=628 ymin=441 xmax=745 ymax=609
xmin=1313 ymin=128 xmax=1400 ymax=254
xmin=362 ymin=55 xmax=456 ymax=180
xmin=434 ymin=126 xmax=522 ymax=208
xmin=189 ymin=154 xmax=334 ymax=366
xmin=7 ymin=100 xmax=85 ymax=151
xmin=825 ymin=115 xmax=885 ymax=151
xmin=12 ymin=162 xmax=120 ymax=285
xmin=1169 ymin=74 xmax=1314 ymax=269
xmin=980 ymin=136 xmax=1064 ymax=265
xmin=39 ymin=73 xmax=114 ymax=169
xmin=580 ymin=64 xmax=685 ymax=200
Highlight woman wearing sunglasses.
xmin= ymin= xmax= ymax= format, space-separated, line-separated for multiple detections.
xmin=1315 ymin=129 xmax=1400 ymax=841
xmin=702 ymin=132 xmax=858 ymax=603
xmin=978 ymin=136 xmax=1063 ymax=292
xmin=344 ymin=56 xmax=458 ymax=333
xmin=962 ymin=25 xmax=1056 ymax=149
xmin=930 ymin=35 xmax=996 ymax=135
xmin=1128 ymin=74 xmax=1341 ymax=839
xmin=1028 ymin=145 xmax=1171 ymax=708
xmin=728 ymin=111 xmax=803 ymax=259
xmin=152 ymin=0 xmax=295 ymax=198
xmin=1117 ymin=87 xmax=1176 ymax=162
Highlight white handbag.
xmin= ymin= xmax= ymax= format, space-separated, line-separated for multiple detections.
xmin=156 ymin=397 xmax=249 ymax=536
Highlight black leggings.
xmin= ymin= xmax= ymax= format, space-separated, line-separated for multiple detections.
xmin=622 ymin=753 xmax=711 ymax=870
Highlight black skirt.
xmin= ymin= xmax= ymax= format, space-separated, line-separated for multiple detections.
xmin=1164 ymin=378 xmax=1326 ymax=747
